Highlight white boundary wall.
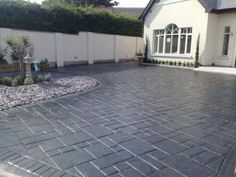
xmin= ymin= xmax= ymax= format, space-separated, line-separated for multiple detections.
xmin=0 ymin=28 xmax=144 ymax=67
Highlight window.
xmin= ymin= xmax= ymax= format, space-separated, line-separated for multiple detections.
xmin=153 ymin=29 xmax=164 ymax=54
xmin=153 ymin=24 xmax=192 ymax=56
xmin=165 ymin=24 xmax=179 ymax=54
xmin=180 ymin=27 xmax=192 ymax=54
xmin=222 ymin=26 xmax=230 ymax=56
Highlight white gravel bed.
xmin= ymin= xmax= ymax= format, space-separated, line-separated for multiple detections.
xmin=0 ymin=72 xmax=99 ymax=110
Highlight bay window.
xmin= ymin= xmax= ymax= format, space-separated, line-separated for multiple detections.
xmin=153 ymin=24 xmax=192 ymax=56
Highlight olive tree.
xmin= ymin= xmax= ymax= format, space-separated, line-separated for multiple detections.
xmin=6 ymin=35 xmax=33 ymax=73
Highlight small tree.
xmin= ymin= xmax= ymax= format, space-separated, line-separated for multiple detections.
xmin=144 ymin=37 xmax=149 ymax=62
xmin=195 ymin=34 xmax=200 ymax=68
xmin=6 ymin=36 xmax=33 ymax=73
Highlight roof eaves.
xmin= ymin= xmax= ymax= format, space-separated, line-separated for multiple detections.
xmin=139 ymin=0 xmax=157 ymax=21
xmin=211 ymin=7 xmax=236 ymax=13
xmin=139 ymin=0 xmax=214 ymax=21
xmin=197 ymin=0 xmax=212 ymax=12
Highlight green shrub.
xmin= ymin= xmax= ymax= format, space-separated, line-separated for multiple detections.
xmin=0 ymin=1 xmax=143 ymax=37
xmin=15 ymin=75 xmax=25 ymax=85
xmin=169 ymin=61 xmax=173 ymax=65
xmin=43 ymin=73 xmax=52 ymax=81
xmin=183 ymin=62 xmax=186 ymax=67
xmin=173 ymin=61 xmax=177 ymax=66
xmin=0 ymin=73 xmax=53 ymax=86
xmin=0 ymin=76 xmax=13 ymax=86
xmin=36 ymin=74 xmax=44 ymax=83
xmin=11 ymin=78 xmax=18 ymax=86
xmin=178 ymin=61 xmax=182 ymax=66
xmin=161 ymin=61 xmax=165 ymax=65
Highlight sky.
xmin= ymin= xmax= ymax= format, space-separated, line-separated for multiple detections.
xmin=29 ymin=0 xmax=150 ymax=7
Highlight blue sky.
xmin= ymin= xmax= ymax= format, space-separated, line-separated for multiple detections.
xmin=29 ymin=0 xmax=149 ymax=7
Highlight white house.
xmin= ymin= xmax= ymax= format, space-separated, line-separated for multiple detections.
xmin=140 ymin=0 xmax=236 ymax=67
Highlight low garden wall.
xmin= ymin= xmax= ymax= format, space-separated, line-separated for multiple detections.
xmin=0 ymin=64 xmax=19 ymax=73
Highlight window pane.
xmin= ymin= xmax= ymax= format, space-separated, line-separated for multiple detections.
xmin=165 ymin=35 xmax=171 ymax=53
xmin=222 ymin=34 xmax=230 ymax=56
xmin=166 ymin=29 xmax=171 ymax=34
xmin=172 ymin=35 xmax=178 ymax=53
xmin=188 ymin=28 xmax=192 ymax=33
xmin=180 ymin=35 xmax=186 ymax=54
xmin=153 ymin=36 xmax=158 ymax=53
xmin=173 ymin=28 xmax=179 ymax=34
xmin=181 ymin=28 xmax=186 ymax=34
xmin=225 ymin=27 xmax=230 ymax=33
xmin=187 ymin=36 xmax=192 ymax=53
xmin=159 ymin=36 xmax=164 ymax=53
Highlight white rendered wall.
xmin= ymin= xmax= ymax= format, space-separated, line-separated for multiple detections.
xmin=0 ymin=28 xmax=143 ymax=67
xmin=213 ymin=12 xmax=236 ymax=67
xmin=11 ymin=29 xmax=57 ymax=65
xmin=93 ymin=33 xmax=115 ymax=61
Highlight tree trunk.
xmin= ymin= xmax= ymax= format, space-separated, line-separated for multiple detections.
xmin=19 ymin=57 xmax=24 ymax=74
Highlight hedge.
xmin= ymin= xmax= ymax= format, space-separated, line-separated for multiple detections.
xmin=0 ymin=0 xmax=143 ymax=37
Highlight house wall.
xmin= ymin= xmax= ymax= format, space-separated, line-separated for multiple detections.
xmin=0 ymin=28 xmax=143 ymax=67
xmin=213 ymin=12 xmax=236 ymax=67
xmin=203 ymin=13 xmax=218 ymax=65
xmin=143 ymin=0 xmax=209 ymax=64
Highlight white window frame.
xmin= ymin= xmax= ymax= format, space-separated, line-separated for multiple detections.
xmin=152 ymin=24 xmax=192 ymax=58
xmin=222 ymin=26 xmax=230 ymax=57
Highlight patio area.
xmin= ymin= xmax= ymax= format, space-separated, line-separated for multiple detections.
xmin=194 ymin=66 xmax=236 ymax=76
xmin=0 ymin=62 xmax=235 ymax=177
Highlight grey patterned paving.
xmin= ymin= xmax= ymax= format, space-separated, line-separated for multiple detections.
xmin=0 ymin=62 xmax=236 ymax=177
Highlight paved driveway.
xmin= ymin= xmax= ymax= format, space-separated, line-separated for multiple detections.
xmin=0 ymin=62 xmax=236 ymax=177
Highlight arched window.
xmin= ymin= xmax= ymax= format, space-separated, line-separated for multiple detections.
xmin=153 ymin=24 xmax=192 ymax=56
xmin=165 ymin=24 xmax=179 ymax=54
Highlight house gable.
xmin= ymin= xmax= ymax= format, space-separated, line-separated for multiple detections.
xmin=140 ymin=0 xmax=236 ymax=21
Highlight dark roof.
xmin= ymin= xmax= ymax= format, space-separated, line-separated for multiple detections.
xmin=140 ymin=0 xmax=236 ymax=21
xmin=112 ymin=7 xmax=144 ymax=16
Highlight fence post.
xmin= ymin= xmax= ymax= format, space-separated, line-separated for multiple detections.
xmin=87 ymin=32 xmax=94 ymax=64
xmin=114 ymin=35 xmax=119 ymax=63
xmin=55 ymin=33 xmax=64 ymax=67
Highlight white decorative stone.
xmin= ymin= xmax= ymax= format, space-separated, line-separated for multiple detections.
xmin=0 ymin=73 xmax=99 ymax=110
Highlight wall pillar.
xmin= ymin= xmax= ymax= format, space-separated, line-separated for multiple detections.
xmin=114 ymin=35 xmax=119 ymax=63
xmin=87 ymin=32 xmax=94 ymax=64
xmin=55 ymin=33 xmax=64 ymax=67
